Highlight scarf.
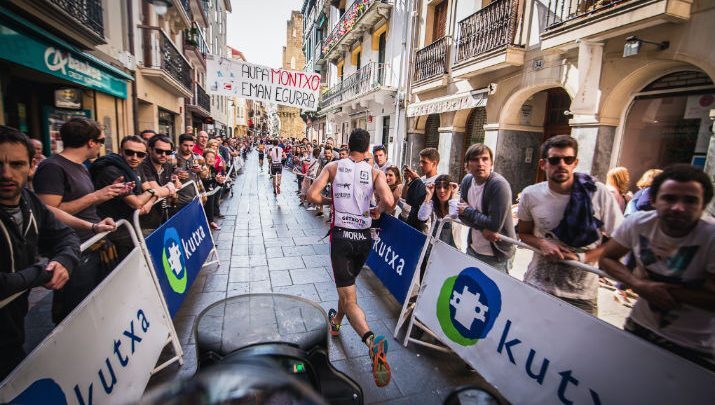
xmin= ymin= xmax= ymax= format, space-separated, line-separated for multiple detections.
xmin=551 ymin=173 xmax=603 ymax=248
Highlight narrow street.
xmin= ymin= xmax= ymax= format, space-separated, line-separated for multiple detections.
xmin=146 ymin=151 xmax=498 ymax=403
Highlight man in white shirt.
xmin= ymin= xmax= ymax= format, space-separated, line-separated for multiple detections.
xmin=600 ymin=164 xmax=715 ymax=371
xmin=373 ymin=144 xmax=392 ymax=173
xmin=457 ymin=144 xmax=516 ymax=273
xmin=517 ymin=135 xmax=622 ymax=315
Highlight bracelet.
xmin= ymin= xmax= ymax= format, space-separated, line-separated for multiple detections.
xmin=91 ymin=223 xmax=98 ymax=234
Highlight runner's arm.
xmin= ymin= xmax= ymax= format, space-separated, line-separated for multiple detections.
xmin=307 ymin=163 xmax=333 ymax=205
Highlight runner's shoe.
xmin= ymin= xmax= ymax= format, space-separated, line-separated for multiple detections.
xmin=328 ymin=308 xmax=340 ymax=337
xmin=369 ymin=335 xmax=391 ymax=387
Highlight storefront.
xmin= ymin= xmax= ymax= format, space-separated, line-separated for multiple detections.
xmin=0 ymin=7 xmax=132 ymax=155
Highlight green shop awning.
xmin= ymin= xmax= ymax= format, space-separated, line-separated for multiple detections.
xmin=0 ymin=6 xmax=132 ymax=99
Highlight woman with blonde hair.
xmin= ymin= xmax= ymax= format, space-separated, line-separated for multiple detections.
xmin=624 ymin=168 xmax=662 ymax=216
xmin=606 ymin=167 xmax=632 ymax=212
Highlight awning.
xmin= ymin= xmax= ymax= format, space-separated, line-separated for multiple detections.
xmin=0 ymin=6 xmax=132 ymax=99
xmin=407 ymin=88 xmax=488 ymax=117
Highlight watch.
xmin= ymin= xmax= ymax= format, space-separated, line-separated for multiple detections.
xmin=576 ymin=252 xmax=586 ymax=263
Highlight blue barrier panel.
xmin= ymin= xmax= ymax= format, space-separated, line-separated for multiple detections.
xmin=366 ymin=214 xmax=428 ymax=304
xmin=145 ymin=198 xmax=212 ymax=317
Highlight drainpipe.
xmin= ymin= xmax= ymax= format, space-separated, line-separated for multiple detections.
xmin=394 ymin=0 xmax=421 ymax=166
xmin=127 ymin=0 xmax=139 ymax=134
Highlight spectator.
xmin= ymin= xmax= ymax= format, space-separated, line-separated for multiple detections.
xmin=606 ymin=166 xmax=632 ymax=213
xmin=193 ymin=131 xmax=209 ymax=156
xmin=418 ymin=174 xmax=459 ymax=247
xmin=138 ymin=134 xmax=181 ymax=229
xmin=302 ymin=148 xmax=321 ymax=210
xmin=33 ymin=118 xmax=123 ymax=322
xmin=517 ymin=135 xmax=622 ymax=315
xmin=373 ymin=145 xmax=392 ymax=173
xmin=140 ymin=129 xmax=157 ymax=142
xmin=338 ymin=147 xmax=349 ymax=160
xmin=458 ymin=144 xmax=516 ymax=273
xmin=402 ymin=147 xmax=440 ymax=231
xmin=384 ymin=166 xmax=403 ymax=217
xmin=175 ymin=134 xmax=207 ymax=188
xmin=624 ymin=169 xmax=662 ymax=216
xmin=600 ymin=164 xmax=715 ymax=371
xmin=201 ymin=150 xmax=226 ymax=230
xmin=1 ymin=126 xmax=80 ymax=379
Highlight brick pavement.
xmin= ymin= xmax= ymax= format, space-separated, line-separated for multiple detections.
xmin=145 ymin=152 xmax=502 ymax=403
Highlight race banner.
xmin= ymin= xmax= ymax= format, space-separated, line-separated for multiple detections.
xmin=414 ymin=241 xmax=715 ymax=404
xmin=207 ymin=56 xmax=321 ymax=111
xmin=366 ymin=215 xmax=428 ymax=304
xmin=145 ymin=198 xmax=213 ymax=317
xmin=0 ymin=249 xmax=172 ymax=404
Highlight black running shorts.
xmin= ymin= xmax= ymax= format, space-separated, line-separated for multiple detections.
xmin=258 ymin=153 xmax=265 ymax=160
xmin=330 ymin=227 xmax=372 ymax=288
xmin=270 ymin=163 xmax=282 ymax=175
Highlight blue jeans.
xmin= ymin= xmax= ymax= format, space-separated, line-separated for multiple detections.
xmin=467 ymin=246 xmax=511 ymax=274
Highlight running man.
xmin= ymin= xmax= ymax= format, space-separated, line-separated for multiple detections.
xmin=269 ymin=139 xmax=285 ymax=195
xmin=307 ymin=128 xmax=396 ymax=387
xmin=257 ymin=141 xmax=266 ymax=172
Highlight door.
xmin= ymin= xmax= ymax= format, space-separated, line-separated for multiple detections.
xmin=381 ymin=116 xmax=390 ymax=146
xmin=432 ymin=1 xmax=448 ymax=42
xmin=425 ymin=114 xmax=440 ymax=149
xmin=377 ymin=32 xmax=387 ymax=84
xmin=536 ymin=88 xmax=572 ymax=182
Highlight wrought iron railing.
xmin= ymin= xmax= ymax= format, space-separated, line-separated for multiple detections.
xmin=414 ymin=36 xmax=451 ymax=82
xmin=196 ymin=84 xmax=210 ymax=111
xmin=320 ymin=62 xmax=390 ymax=109
xmin=48 ymin=0 xmax=104 ymax=37
xmin=455 ymin=0 xmax=520 ymax=63
xmin=322 ymin=0 xmax=389 ymax=55
xmin=180 ymin=0 xmax=193 ymax=20
xmin=185 ymin=22 xmax=209 ymax=58
xmin=545 ymin=0 xmax=633 ymax=29
xmin=143 ymin=28 xmax=192 ymax=91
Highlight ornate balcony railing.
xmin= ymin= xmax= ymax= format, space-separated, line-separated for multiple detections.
xmin=322 ymin=0 xmax=390 ymax=56
xmin=455 ymin=0 xmax=520 ymax=63
xmin=414 ymin=36 xmax=451 ymax=82
xmin=48 ymin=0 xmax=104 ymax=37
xmin=196 ymin=84 xmax=210 ymax=112
xmin=185 ymin=22 xmax=209 ymax=58
xmin=143 ymin=28 xmax=192 ymax=91
xmin=545 ymin=0 xmax=633 ymax=29
xmin=320 ymin=62 xmax=390 ymax=109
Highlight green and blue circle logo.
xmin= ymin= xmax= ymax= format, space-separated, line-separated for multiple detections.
xmin=436 ymin=267 xmax=501 ymax=346
xmin=161 ymin=227 xmax=188 ymax=294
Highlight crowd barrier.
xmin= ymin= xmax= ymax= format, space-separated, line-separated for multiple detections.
xmin=0 ymin=181 xmax=221 ymax=403
xmin=365 ymin=216 xmax=715 ymax=404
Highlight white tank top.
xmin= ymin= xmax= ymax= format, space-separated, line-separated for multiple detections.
xmin=332 ymin=158 xmax=374 ymax=230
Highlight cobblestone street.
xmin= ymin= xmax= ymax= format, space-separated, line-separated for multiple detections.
xmin=145 ymin=152 xmax=501 ymax=403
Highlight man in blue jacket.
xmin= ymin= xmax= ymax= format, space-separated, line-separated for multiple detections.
xmin=457 ymin=144 xmax=516 ymax=273
xmin=0 ymin=126 xmax=80 ymax=379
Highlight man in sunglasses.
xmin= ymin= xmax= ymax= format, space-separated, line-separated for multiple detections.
xmin=517 ymin=135 xmax=622 ymax=315
xmin=138 ymin=135 xmax=182 ymax=228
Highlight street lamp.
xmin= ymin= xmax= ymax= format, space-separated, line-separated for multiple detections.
xmin=623 ymin=36 xmax=669 ymax=58
xmin=147 ymin=0 xmax=173 ymax=16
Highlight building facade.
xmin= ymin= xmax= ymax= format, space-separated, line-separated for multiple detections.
xmin=407 ymin=0 xmax=715 ymax=199
xmin=206 ymin=0 xmax=231 ymax=137
xmin=302 ymin=0 xmax=411 ymax=156
xmin=279 ymin=11 xmax=308 ymax=139
xmin=0 ymin=0 xmax=134 ymax=155
xmin=227 ymin=46 xmax=250 ymax=137
xmin=183 ymin=0 xmax=213 ymax=137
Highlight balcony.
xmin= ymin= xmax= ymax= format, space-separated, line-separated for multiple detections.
xmin=322 ymin=0 xmax=393 ymax=62
xmin=413 ymin=36 xmax=451 ymax=93
xmin=12 ymin=0 xmax=105 ymax=48
xmin=319 ymin=62 xmax=394 ymax=110
xmin=190 ymin=0 xmax=209 ymax=28
xmin=452 ymin=0 xmax=525 ymax=79
xmin=187 ymin=83 xmax=211 ymax=117
xmin=184 ymin=22 xmax=210 ymax=67
xmin=540 ymin=0 xmax=692 ymax=50
xmin=141 ymin=28 xmax=193 ymax=98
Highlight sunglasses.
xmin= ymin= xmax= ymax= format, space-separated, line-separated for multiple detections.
xmin=93 ymin=137 xmax=106 ymax=145
xmin=545 ymin=156 xmax=576 ymax=165
xmin=153 ymin=148 xmax=172 ymax=155
xmin=124 ymin=149 xmax=147 ymax=158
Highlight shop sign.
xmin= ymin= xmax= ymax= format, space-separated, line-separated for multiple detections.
xmin=54 ymin=88 xmax=82 ymax=109
xmin=0 ymin=21 xmax=128 ymax=98
xmin=407 ymin=89 xmax=488 ymax=117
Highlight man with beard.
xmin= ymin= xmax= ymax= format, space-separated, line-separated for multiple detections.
xmin=600 ymin=165 xmax=715 ymax=371
xmin=0 ymin=126 xmax=79 ymax=379
xmin=138 ymin=134 xmax=181 ymax=229
xmin=517 ymin=135 xmax=622 ymax=315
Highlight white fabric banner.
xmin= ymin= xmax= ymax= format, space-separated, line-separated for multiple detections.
xmin=414 ymin=241 xmax=715 ymax=404
xmin=207 ymin=56 xmax=321 ymax=111
xmin=0 ymin=249 xmax=172 ymax=404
